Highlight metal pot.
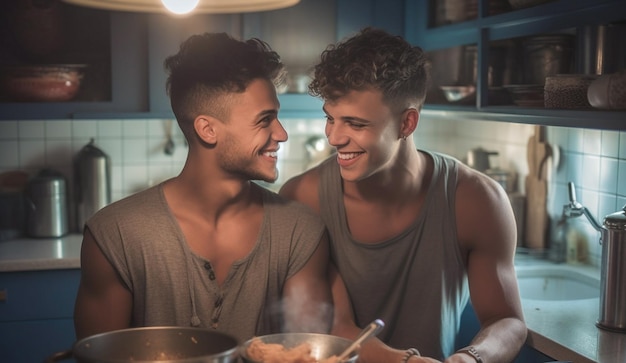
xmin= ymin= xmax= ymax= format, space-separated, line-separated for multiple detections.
xmin=239 ymin=333 xmax=358 ymax=363
xmin=522 ymin=34 xmax=574 ymax=85
xmin=466 ymin=147 xmax=498 ymax=172
xmin=47 ymin=327 xmax=239 ymax=363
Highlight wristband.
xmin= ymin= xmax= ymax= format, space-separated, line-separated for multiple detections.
xmin=457 ymin=346 xmax=483 ymax=363
xmin=401 ymin=348 xmax=420 ymax=362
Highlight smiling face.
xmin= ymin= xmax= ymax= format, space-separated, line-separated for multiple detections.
xmin=323 ymin=88 xmax=404 ymax=182
xmin=216 ymin=78 xmax=287 ymax=183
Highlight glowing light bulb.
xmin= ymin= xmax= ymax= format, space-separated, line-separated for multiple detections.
xmin=161 ymin=0 xmax=199 ymax=14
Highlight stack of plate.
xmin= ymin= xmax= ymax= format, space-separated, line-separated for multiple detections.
xmin=504 ymin=84 xmax=545 ymax=107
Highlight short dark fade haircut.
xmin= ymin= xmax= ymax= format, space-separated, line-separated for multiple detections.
xmin=309 ymin=27 xmax=429 ymax=111
xmin=164 ymin=32 xmax=286 ymax=139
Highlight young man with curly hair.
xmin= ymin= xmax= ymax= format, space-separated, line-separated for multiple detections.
xmin=280 ymin=27 xmax=527 ymax=363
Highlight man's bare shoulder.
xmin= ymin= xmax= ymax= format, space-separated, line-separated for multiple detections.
xmin=455 ymin=162 xmax=507 ymax=204
xmin=279 ymin=167 xmax=322 ymax=213
xmin=455 ymin=161 xmax=517 ymax=251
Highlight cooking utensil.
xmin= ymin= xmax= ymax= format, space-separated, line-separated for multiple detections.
xmin=524 ymin=125 xmax=551 ymax=249
xmin=46 ymin=326 xmax=239 ymax=363
xmin=240 ymin=333 xmax=359 ymax=363
xmin=336 ymin=319 xmax=384 ymax=361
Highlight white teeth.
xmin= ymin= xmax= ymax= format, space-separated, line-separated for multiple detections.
xmin=338 ymin=152 xmax=360 ymax=160
xmin=263 ymin=151 xmax=277 ymax=158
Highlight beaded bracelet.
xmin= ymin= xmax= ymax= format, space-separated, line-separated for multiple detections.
xmin=401 ymin=348 xmax=420 ymax=362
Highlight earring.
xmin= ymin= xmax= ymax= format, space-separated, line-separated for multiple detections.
xmin=401 ymin=135 xmax=408 ymax=141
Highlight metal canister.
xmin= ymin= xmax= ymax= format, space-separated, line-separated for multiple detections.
xmin=522 ymin=34 xmax=574 ymax=85
xmin=25 ymin=169 xmax=68 ymax=238
xmin=597 ymin=205 xmax=626 ymax=332
xmin=74 ymin=138 xmax=111 ymax=231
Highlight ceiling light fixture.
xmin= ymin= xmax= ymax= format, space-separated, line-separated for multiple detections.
xmin=161 ymin=0 xmax=199 ymax=15
xmin=61 ymin=0 xmax=301 ymax=14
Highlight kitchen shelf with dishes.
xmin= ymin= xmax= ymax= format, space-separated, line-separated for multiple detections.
xmin=0 ymin=2 xmax=113 ymax=104
xmin=0 ymin=0 xmax=343 ymax=121
xmin=407 ymin=0 xmax=626 ymax=130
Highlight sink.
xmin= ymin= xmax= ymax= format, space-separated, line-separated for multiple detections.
xmin=516 ymin=264 xmax=600 ymax=301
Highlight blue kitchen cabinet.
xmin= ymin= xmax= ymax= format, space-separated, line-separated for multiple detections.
xmin=0 ymin=0 xmax=408 ymax=121
xmin=405 ymin=0 xmax=626 ymax=131
xmin=0 ymin=9 xmax=149 ymax=121
xmin=0 ymin=269 xmax=80 ymax=363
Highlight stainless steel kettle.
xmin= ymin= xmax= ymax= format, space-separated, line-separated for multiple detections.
xmin=74 ymin=138 xmax=111 ymax=231
xmin=25 ymin=169 xmax=68 ymax=238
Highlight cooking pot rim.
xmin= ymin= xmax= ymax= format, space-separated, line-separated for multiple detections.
xmin=71 ymin=326 xmax=239 ymax=363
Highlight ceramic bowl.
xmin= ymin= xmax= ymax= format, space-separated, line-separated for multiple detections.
xmin=440 ymin=85 xmax=476 ymax=103
xmin=1 ymin=64 xmax=85 ymax=102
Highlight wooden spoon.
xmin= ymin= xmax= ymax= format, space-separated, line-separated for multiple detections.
xmin=336 ymin=319 xmax=385 ymax=362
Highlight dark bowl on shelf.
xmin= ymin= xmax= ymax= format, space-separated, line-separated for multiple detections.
xmin=439 ymin=85 xmax=513 ymax=106
xmin=440 ymin=85 xmax=476 ymax=103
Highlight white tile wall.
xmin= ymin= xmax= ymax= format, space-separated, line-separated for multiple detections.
xmin=0 ymin=117 xmax=326 ymax=230
xmin=1 ymin=116 xmax=625 ymax=269
xmin=416 ymin=116 xmax=626 ymax=268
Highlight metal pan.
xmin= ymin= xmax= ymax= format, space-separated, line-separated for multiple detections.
xmin=46 ymin=326 xmax=239 ymax=363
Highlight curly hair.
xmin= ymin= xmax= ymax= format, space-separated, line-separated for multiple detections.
xmin=164 ymin=32 xmax=286 ymax=137
xmin=309 ymin=27 xmax=429 ymax=110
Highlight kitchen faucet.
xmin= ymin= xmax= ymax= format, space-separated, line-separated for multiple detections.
xmin=561 ymin=182 xmax=602 ymax=232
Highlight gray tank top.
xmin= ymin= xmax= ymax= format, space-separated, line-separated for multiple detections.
xmin=319 ymin=151 xmax=469 ymax=359
xmin=87 ymin=183 xmax=325 ymax=343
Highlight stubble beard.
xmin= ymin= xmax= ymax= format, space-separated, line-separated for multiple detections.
xmin=218 ymin=137 xmax=278 ymax=183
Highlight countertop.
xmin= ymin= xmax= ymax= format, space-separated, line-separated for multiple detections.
xmin=0 ymin=233 xmax=82 ymax=272
xmin=1 ymin=235 xmax=625 ymax=362
xmin=515 ymin=255 xmax=626 ymax=363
